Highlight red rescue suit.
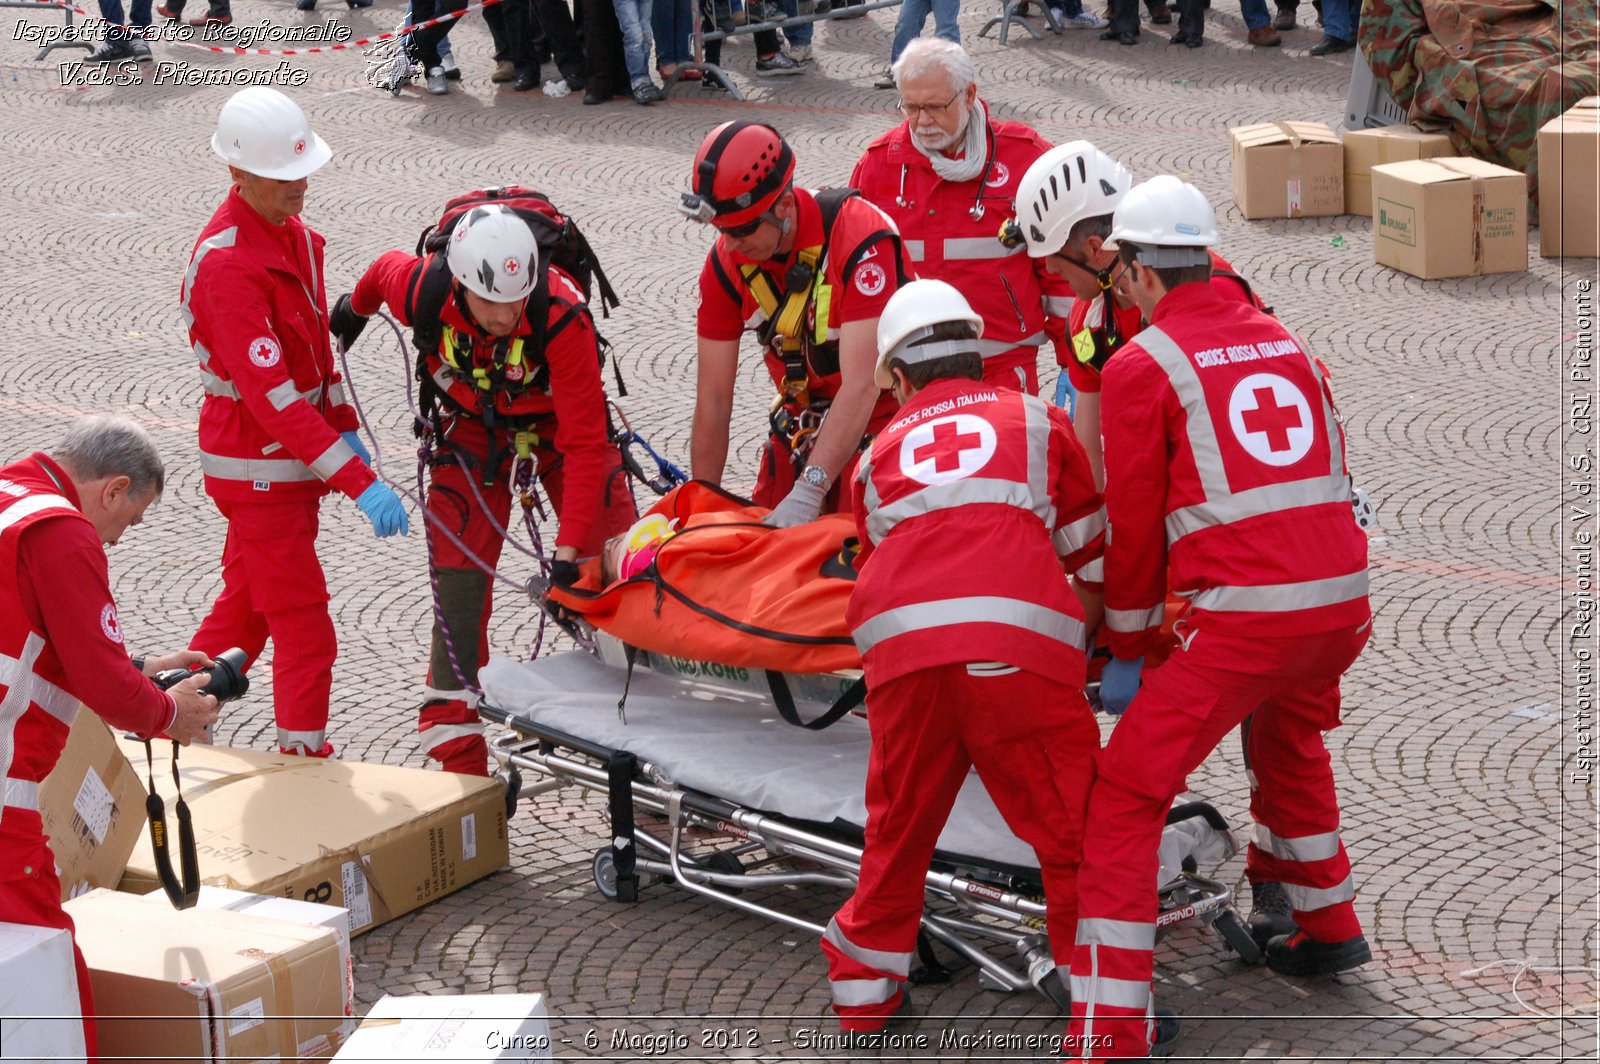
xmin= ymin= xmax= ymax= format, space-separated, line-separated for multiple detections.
xmin=182 ymin=187 xmax=374 ymax=758
xmin=697 ymin=190 xmax=908 ymax=509
xmin=852 ymin=112 xmax=1074 ymax=395
xmin=352 ymin=251 xmax=633 ymax=774
xmin=0 ymin=454 xmax=180 ymax=1061
xmin=1067 ymin=283 xmax=1371 ymax=1058
xmin=821 ymin=380 xmax=1105 ymax=1032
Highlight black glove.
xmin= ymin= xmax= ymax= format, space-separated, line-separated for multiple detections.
xmin=329 ymin=294 xmax=369 ymax=351
xmin=550 ymin=559 xmax=581 ymax=588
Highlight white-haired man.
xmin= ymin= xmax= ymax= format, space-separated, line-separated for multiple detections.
xmin=851 ymin=39 xmax=1074 ymax=396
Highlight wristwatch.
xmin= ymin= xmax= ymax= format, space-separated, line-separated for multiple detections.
xmin=800 ymin=465 xmax=829 ymax=489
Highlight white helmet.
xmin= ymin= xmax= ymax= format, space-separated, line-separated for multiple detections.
xmin=874 ymin=279 xmax=985 ymax=389
xmin=1011 ymin=141 xmax=1133 ymax=258
xmin=1104 ymin=176 xmax=1219 ymax=266
xmin=211 ymin=87 xmax=331 ymax=181
xmin=447 ymin=205 xmax=540 ymax=303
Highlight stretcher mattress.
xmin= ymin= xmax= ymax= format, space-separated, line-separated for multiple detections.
xmin=481 ymin=652 xmax=1233 ymax=879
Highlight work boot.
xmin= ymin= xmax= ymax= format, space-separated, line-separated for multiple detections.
xmin=1265 ymin=930 xmax=1372 ymax=976
xmin=425 ymin=65 xmax=449 ymax=94
xmin=1247 ymin=881 xmax=1297 ymax=950
xmin=491 ymin=58 xmax=515 ymax=82
xmin=1272 ymin=5 xmax=1295 ymax=28
xmin=1247 ymin=25 xmax=1281 ymax=45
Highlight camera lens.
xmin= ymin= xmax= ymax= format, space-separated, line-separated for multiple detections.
xmin=199 ymin=648 xmax=250 ymax=704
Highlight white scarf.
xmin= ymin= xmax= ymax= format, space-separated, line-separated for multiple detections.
xmin=911 ymin=97 xmax=990 ymax=184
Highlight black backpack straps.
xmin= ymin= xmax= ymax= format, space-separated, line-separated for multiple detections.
xmin=763 ymin=670 xmax=866 ymax=730
xmin=406 ymin=252 xmax=453 ymax=363
xmin=814 ymin=186 xmax=905 ymax=284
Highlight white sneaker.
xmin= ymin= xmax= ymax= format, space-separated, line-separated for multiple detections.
xmin=439 ymin=51 xmax=460 ymax=79
xmin=1064 ymin=10 xmax=1109 ymax=26
xmin=425 ymin=65 xmax=448 ymax=94
xmin=787 ymin=43 xmax=812 ymax=62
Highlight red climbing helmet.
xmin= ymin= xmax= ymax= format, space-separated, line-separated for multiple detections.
xmin=687 ymin=121 xmax=796 ymax=231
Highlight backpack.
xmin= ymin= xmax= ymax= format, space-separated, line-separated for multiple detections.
xmin=404 ymin=187 xmax=625 ymax=425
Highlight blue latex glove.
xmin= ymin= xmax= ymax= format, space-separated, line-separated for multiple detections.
xmin=341 ymin=431 xmax=372 ymax=466
xmin=356 ymin=481 xmax=409 ymax=538
xmin=1099 ymin=655 xmax=1144 ymax=717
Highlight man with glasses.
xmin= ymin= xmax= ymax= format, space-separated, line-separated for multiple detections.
xmin=852 ymin=39 xmax=1073 ymax=396
xmin=684 ymin=121 xmax=910 ymax=528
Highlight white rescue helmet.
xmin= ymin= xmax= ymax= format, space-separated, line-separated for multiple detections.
xmin=1104 ymin=175 xmax=1219 ymax=267
xmin=874 ymin=279 xmax=985 ymax=389
xmin=1011 ymin=141 xmax=1133 ymax=258
xmin=211 ymin=87 xmax=331 ymax=181
xmin=447 ymin=205 xmax=540 ymax=303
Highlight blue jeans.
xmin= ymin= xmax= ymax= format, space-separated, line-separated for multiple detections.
xmin=651 ymin=0 xmax=694 ymax=64
xmin=613 ymin=0 xmax=655 ymax=85
xmin=1320 ymin=0 xmax=1352 ymax=40
xmin=99 ymin=0 xmax=151 ymax=27
xmin=780 ymin=0 xmax=811 ymax=46
xmin=1238 ymin=0 xmax=1270 ymax=30
xmin=890 ymin=0 xmax=959 ymax=64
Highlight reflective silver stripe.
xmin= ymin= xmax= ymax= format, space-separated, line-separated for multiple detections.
xmin=1166 ymin=477 xmax=1349 ymax=543
xmin=865 ymin=478 xmax=1049 ymax=543
xmin=326 ymin=382 xmax=347 ymax=407
xmin=0 ymin=495 xmax=74 ymax=535
xmin=1068 ymin=972 xmax=1150 ymax=1011
xmin=972 ymin=331 xmax=1047 ymax=358
xmin=1105 ymin=604 xmax=1163 ymax=633
xmin=1076 ymin=557 xmax=1104 ymax=583
xmin=830 ymin=977 xmax=898 ymax=1008
xmin=200 ymin=368 xmax=239 ymax=399
xmin=1188 ymin=570 xmax=1368 ymax=613
xmin=308 ymin=438 xmax=357 ymax=480
xmin=199 ymin=451 xmax=317 ymax=484
xmin=0 ymin=638 xmax=80 ymax=725
xmin=1283 ymin=874 xmax=1356 ymax=912
xmin=823 ymin=918 xmax=912 ymax=976
xmin=4 ymin=778 xmax=39 ymax=812
xmin=194 ymin=341 xmax=214 ymax=374
xmin=265 ymin=379 xmax=302 ymax=411
xmin=1044 ymin=295 xmax=1074 ymax=317
xmin=1021 ymin=394 xmax=1055 ymax=530
xmin=277 ymin=728 xmax=328 ymax=752
xmin=180 ymin=227 xmax=239 ymax=331
xmin=418 ymin=722 xmax=485 ymax=754
xmin=902 ymin=239 xmax=926 ymax=262
xmin=854 ymin=597 xmax=1086 ymax=655
xmin=1052 ymin=506 xmax=1107 ymax=557
xmin=422 ymin=686 xmax=482 ymax=708
xmin=944 ymin=236 xmax=1020 ymax=261
xmin=1075 ymin=917 xmax=1156 ymax=952
xmin=432 ymin=364 xmax=455 ymax=393
xmin=1254 ymin=825 xmax=1343 ymax=864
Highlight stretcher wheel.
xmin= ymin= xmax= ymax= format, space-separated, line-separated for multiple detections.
xmin=593 ymin=847 xmax=623 ymax=901
xmin=698 ymin=851 xmax=746 ymax=895
xmin=1212 ymin=909 xmax=1263 ymax=965
xmin=494 ymin=764 xmax=522 ymax=821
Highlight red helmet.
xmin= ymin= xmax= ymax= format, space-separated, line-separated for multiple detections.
xmin=691 ymin=121 xmax=796 ymax=230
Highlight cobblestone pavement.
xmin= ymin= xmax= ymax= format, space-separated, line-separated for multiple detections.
xmin=2 ymin=1 xmax=1596 ymax=1059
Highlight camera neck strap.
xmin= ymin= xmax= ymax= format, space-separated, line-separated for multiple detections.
xmin=143 ymin=739 xmax=200 ymax=910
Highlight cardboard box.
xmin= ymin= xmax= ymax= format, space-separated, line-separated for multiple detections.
xmin=66 ymin=888 xmax=351 ymax=1061
xmin=1538 ymin=96 xmax=1600 ymax=258
xmin=0 ymin=921 xmax=87 ymax=1062
xmin=1342 ymin=126 xmax=1454 ymax=217
xmin=117 ymin=740 xmax=508 ymax=935
xmin=40 ymin=707 xmax=148 ymax=901
xmin=333 ymin=993 xmax=552 ymax=1061
xmin=1230 ymin=121 xmax=1345 ymax=219
xmin=142 ymin=885 xmax=355 ymax=1021
xmin=1371 ymin=157 xmax=1529 ymax=278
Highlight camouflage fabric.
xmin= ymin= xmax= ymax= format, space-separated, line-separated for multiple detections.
xmin=1359 ymin=0 xmax=1599 ymax=219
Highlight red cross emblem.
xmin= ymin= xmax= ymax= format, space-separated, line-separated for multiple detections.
xmin=504 ymin=257 xmax=521 ymax=275
xmin=294 ymin=139 xmax=306 ymax=155
xmin=899 ymin=414 xmax=997 ymax=485
xmin=1227 ymin=373 xmax=1313 ymax=467
xmin=912 ymin=420 xmax=986 ymax=473
xmin=1240 ymin=386 xmax=1303 ymax=451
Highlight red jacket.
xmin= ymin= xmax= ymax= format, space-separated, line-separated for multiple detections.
xmin=697 ymin=189 xmax=907 ymax=433
xmin=1100 ymin=283 xmax=1370 ymax=660
xmin=181 ymin=188 xmax=373 ymax=504
xmin=851 ymin=114 xmax=1074 ymax=389
xmin=352 ymin=253 xmax=612 ymax=551
xmin=0 ymin=454 xmax=175 ymax=873
xmin=848 ymin=379 xmax=1105 ymax=688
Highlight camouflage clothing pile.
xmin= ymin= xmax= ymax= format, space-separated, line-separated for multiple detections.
xmin=1360 ymin=0 xmax=1598 ymax=218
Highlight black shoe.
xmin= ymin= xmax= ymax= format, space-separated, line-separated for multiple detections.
xmin=1307 ymin=32 xmax=1352 ymax=55
xmin=1265 ymin=930 xmax=1372 ymax=976
xmin=87 ymin=37 xmax=135 ymax=61
xmin=1100 ymin=28 xmax=1138 ymax=43
xmin=346 ymin=0 xmax=374 ymax=6
xmin=1151 ymin=1007 xmax=1180 ymax=1057
xmin=631 ymin=80 xmax=665 ymax=104
xmin=699 ymin=71 xmax=728 ymax=90
xmin=1247 ymin=881 xmax=1297 ymax=951
xmin=560 ymin=66 xmax=584 ymax=91
xmin=1170 ymin=29 xmax=1200 ymax=43
xmin=582 ymin=89 xmax=608 ymax=104
xmin=1272 ymin=6 xmax=1295 ymax=28
xmin=296 ymin=0 xmax=316 ymax=8
xmin=127 ymin=34 xmax=153 ymax=61
xmin=511 ymin=67 xmax=538 ymax=90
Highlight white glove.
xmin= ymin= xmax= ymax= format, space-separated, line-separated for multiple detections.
xmin=764 ymin=480 xmax=827 ymax=528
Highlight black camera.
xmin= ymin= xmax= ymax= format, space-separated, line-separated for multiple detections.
xmin=151 ymin=647 xmax=250 ymax=704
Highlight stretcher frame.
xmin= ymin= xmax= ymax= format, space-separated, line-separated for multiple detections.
xmin=481 ymin=675 xmax=1263 ymax=1005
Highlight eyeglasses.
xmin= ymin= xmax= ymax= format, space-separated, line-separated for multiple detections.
xmin=717 ymin=211 xmax=777 ymax=240
xmin=896 ymin=90 xmax=961 ymax=119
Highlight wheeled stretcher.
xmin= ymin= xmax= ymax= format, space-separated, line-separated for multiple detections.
xmin=479 ymin=648 xmax=1263 ymax=1007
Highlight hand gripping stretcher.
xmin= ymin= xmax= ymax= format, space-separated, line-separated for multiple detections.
xmin=477 ymin=641 xmax=1264 ymax=1008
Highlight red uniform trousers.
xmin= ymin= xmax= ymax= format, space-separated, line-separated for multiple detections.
xmin=420 ymin=426 xmax=637 ymax=773
xmin=189 ymin=497 xmax=336 ymax=757
xmin=0 ymin=863 xmax=97 ymax=1061
xmin=821 ymin=663 xmax=1099 ymax=1031
xmin=1067 ymin=619 xmax=1370 ymax=1058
